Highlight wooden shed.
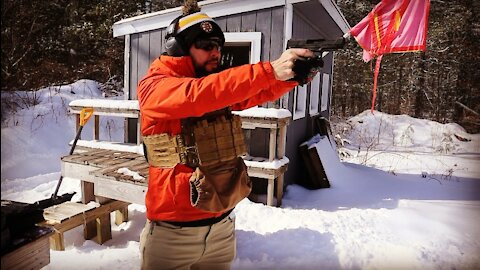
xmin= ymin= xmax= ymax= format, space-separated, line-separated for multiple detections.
xmin=112 ymin=0 xmax=350 ymax=190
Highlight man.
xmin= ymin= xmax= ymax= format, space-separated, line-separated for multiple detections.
xmin=137 ymin=3 xmax=316 ymax=270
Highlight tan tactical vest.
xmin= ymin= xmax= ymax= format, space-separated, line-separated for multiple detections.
xmin=143 ymin=108 xmax=247 ymax=168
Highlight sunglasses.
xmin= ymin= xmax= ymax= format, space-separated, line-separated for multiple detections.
xmin=194 ymin=39 xmax=222 ymax=52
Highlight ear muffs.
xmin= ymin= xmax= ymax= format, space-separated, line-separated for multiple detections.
xmin=165 ymin=16 xmax=186 ymax=56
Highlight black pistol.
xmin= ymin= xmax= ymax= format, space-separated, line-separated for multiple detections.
xmin=287 ymin=37 xmax=346 ymax=85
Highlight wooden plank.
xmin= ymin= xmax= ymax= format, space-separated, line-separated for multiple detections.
xmin=62 ymin=161 xmax=98 ymax=183
xmin=39 ymin=200 xmax=130 ymax=233
xmin=116 ymin=151 xmax=143 ymax=159
xmin=76 ymin=153 xmax=113 ymax=164
xmin=92 ymin=159 xmax=147 ymax=179
xmin=129 ymin=162 xmax=150 ymax=172
xmin=241 ymin=121 xmax=277 ymax=129
xmin=86 ymin=155 xmax=116 ymax=166
xmin=100 ymin=157 xmax=135 ymax=167
xmin=246 ymin=165 xmax=288 ymax=179
xmin=62 ymin=153 xmax=94 ymax=164
xmin=94 ymin=176 xmax=147 ymax=205
xmin=85 ymin=148 xmax=114 ymax=156
xmin=1 ymin=232 xmax=52 ymax=270
xmin=43 ymin=202 xmax=97 ymax=223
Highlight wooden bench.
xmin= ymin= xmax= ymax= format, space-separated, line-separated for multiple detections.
xmin=39 ymin=201 xmax=130 ymax=251
xmin=66 ymin=101 xmax=291 ymax=207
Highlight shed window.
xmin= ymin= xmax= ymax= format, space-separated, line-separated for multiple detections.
xmin=223 ymin=32 xmax=261 ymax=65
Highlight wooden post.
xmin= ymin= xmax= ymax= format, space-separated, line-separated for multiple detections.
xmin=115 ymin=207 xmax=129 ymax=225
xmin=49 ymin=232 xmax=65 ymax=251
xmin=81 ymin=181 xmax=97 ymax=240
xmin=277 ymin=123 xmax=287 ymax=158
xmin=276 ymin=120 xmax=287 ymax=207
xmin=94 ymin=115 xmax=100 ymax=140
xmin=95 ymin=214 xmax=112 ymax=244
xmin=276 ymin=174 xmax=284 ymax=207
xmin=268 ymin=128 xmax=277 ymax=162
xmin=93 ymin=196 xmax=113 ymax=244
xmin=267 ymin=178 xmax=274 ymax=206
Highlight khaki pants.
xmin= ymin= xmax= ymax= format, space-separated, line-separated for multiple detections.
xmin=139 ymin=215 xmax=236 ymax=270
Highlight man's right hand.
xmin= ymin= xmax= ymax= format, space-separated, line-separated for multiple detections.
xmin=270 ymin=48 xmax=315 ymax=81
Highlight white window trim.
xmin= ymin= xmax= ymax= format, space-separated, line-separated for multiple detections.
xmin=224 ymin=32 xmax=261 ymax=64
xmin=321 ymin=73 xmax=330 ymax=112
xmin=309 ymin=73 xmax=320 ymax=116
xmin=293 ymin=84 xmax=307 ymax=120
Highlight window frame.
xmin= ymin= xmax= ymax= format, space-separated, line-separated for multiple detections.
xmin=224 ymin=32 xmax=262 ymax=64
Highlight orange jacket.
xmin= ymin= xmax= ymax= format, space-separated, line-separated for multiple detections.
xmin=137 ymin=55 xmax=297 ymax=222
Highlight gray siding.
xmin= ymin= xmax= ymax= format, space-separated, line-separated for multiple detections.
xmin=127 ymin=7 xmax=285 ymax=102
xmin=129 ymin=28 xmax=166 ymax=99
xmin=284 ymin=8 xmax=336 ymax=186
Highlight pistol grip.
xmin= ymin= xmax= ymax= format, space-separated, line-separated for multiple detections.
xmin=291 ymin=57 xmax=323 ymax=85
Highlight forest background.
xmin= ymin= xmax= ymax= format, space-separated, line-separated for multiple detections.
xmin=1 ymin=0 xmax=479 ymax=133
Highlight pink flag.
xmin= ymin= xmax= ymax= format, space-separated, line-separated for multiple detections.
xmin=350 ymin=0 xmax=430 ymax=112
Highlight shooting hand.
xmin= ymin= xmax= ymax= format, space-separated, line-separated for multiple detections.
xmin=271 ymin=48 xmax=315 ymax=81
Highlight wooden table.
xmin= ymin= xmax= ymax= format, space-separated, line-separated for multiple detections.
xmin=60 ymin=149 xmax=147 ymax=248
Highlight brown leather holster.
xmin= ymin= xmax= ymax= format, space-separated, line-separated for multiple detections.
xmin=189 ymin=156 xmax=252 ymax=213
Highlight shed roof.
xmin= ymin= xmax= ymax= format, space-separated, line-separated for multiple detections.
xmin=113 ymin=0 xmax=350 ymax=37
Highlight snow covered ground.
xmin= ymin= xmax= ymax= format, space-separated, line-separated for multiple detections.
xmin=1 ymin=80 xmax=479 ymax=270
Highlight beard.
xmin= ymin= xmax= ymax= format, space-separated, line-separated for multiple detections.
xmin=193 ymin=59 xmax=220 ymax=78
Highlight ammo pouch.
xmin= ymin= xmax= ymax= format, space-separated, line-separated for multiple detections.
xmin=189 ymin=156 xmax=252 ymax=213
xmin=143 ymin=108 xmax=251 ymax=212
